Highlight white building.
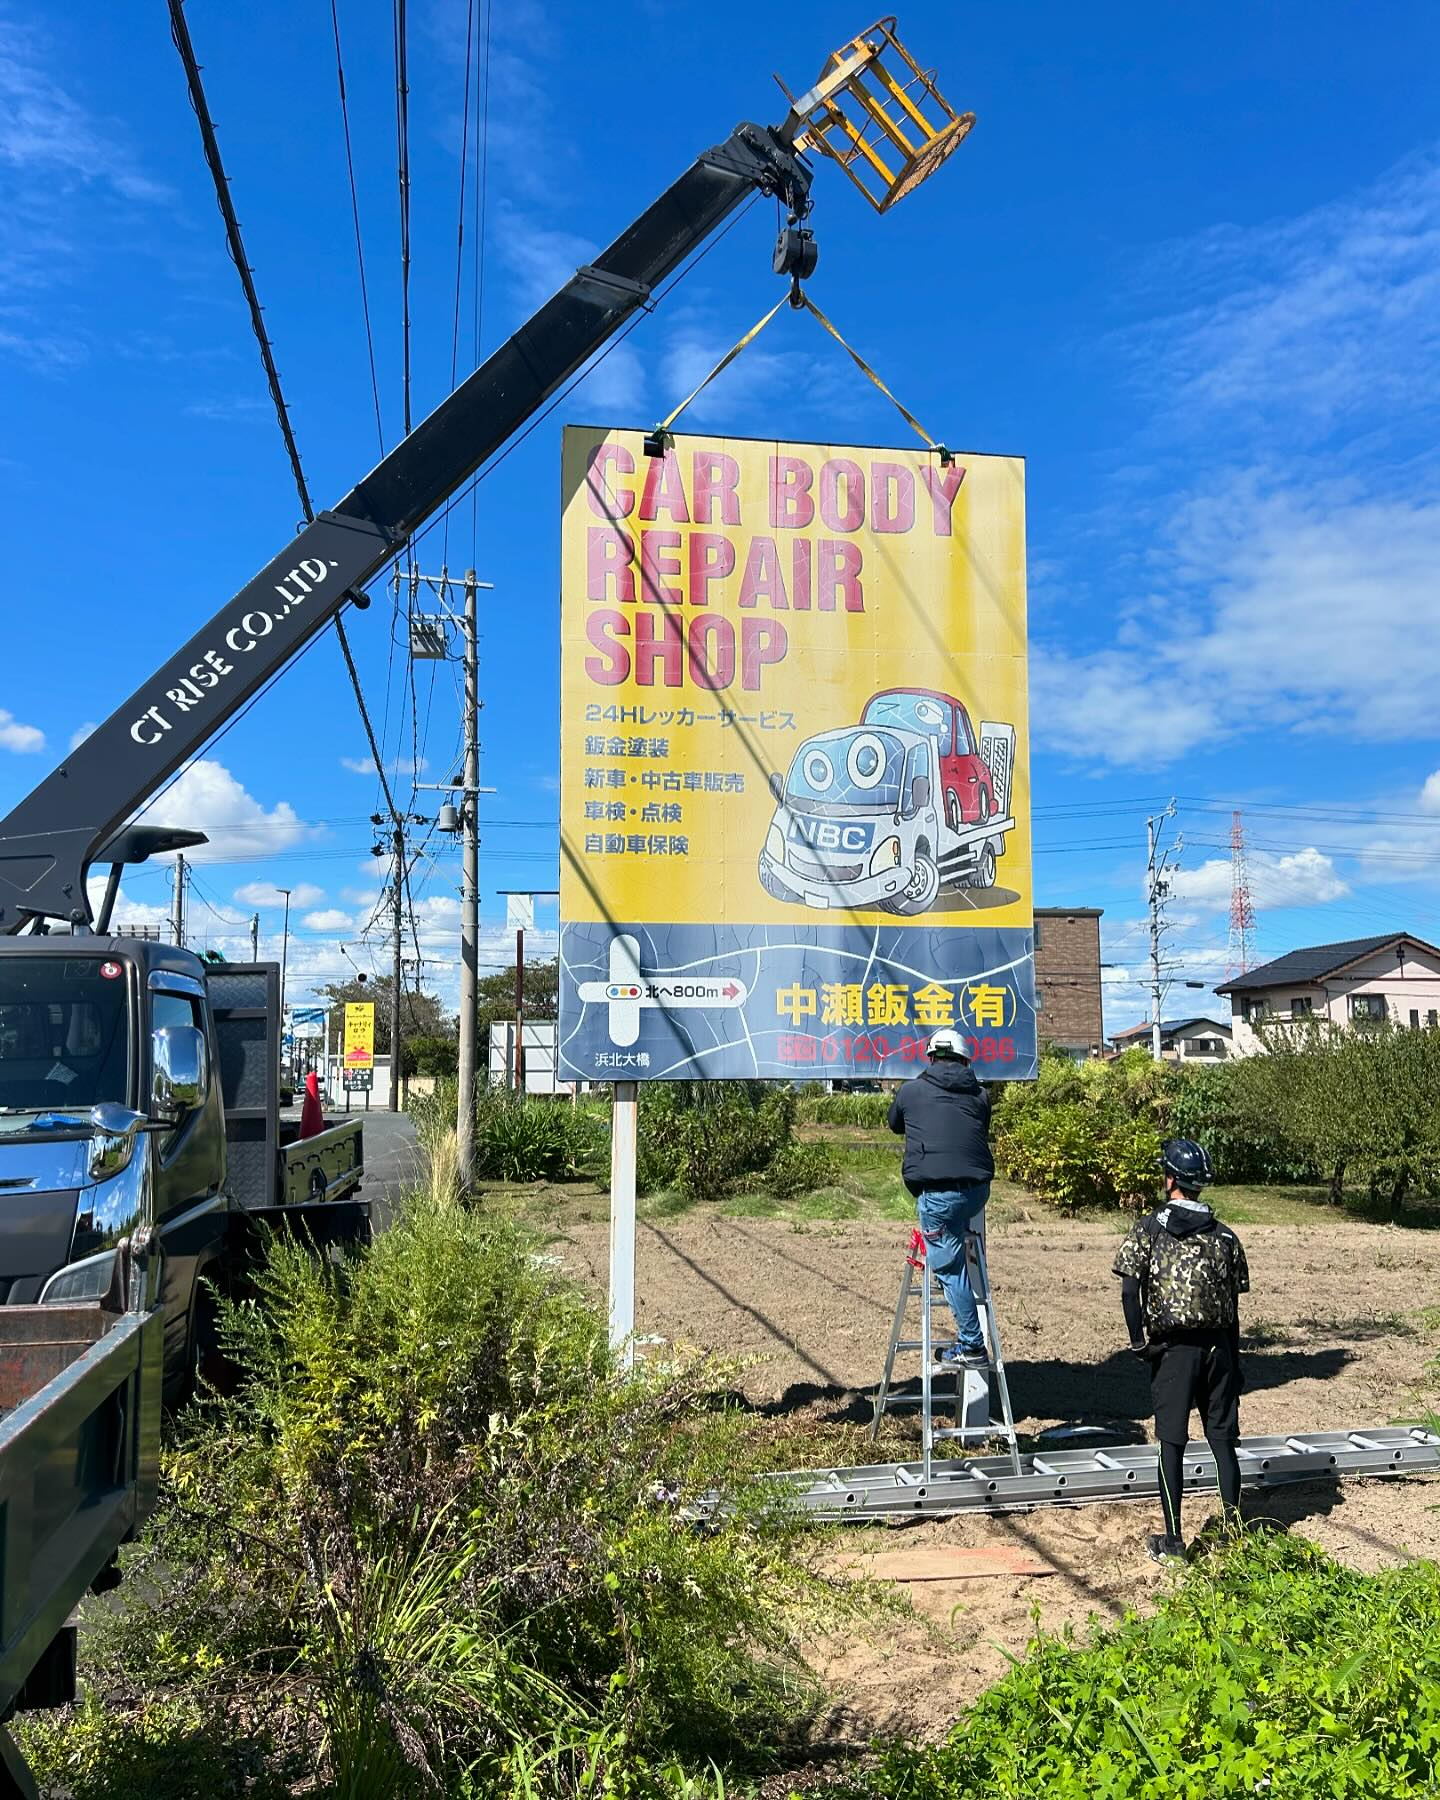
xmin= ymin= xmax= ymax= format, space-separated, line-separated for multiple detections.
xmin=1216 ymin=934 xmax=1440 ymax=1056
xmin=1109 ymin=1016 xmax=1232 ymax=1062
xmin=488 ymin=1020 xmax=573 ymax=1095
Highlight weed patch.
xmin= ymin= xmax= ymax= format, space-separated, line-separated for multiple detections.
xmin=835 ymin=1531 xmax=1440 ymax=1799
xmin=46 ymin=1193 xmax=860 ymax=1796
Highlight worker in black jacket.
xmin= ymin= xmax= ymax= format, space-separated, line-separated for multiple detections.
xmin=887 ymin=1029 xmax=994 ymax=1368
xmin=1113 ymin=1138 xmax=1250 ymax=1564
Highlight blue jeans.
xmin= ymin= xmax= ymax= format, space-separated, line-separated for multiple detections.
xmin=916 ymin=1183 xmax=990 ymax=1353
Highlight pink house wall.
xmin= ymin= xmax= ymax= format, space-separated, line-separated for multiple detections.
xmin=1229 ymin=943 xmax=1440 ymax=1055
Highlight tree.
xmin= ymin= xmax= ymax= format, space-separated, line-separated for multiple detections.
xmin=316 ymin=976 xmax=454 ymax=1059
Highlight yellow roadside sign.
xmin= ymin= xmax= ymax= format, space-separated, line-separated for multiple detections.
xmin=343 ymin=1002 xmax=375 ymax=1071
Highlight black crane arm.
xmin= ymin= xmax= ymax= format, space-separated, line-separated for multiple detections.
xmin=0 ymin=123 xmax=811 ymax=930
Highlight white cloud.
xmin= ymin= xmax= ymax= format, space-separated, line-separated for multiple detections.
xmin=1130 ymin=151 xmax=1440 ymax=442
xmin=0 ymin=708 xmax=43 ymax=753
xmin=135 ymin=760 xmax=308 ymax=862
xmin=182 ymin=396 xmax=268 ymax=423
xmin=1171 ymin=847 xmax=1350 ymax=913
xmin=1039 ymin=149 xmax=1440 ymax=769
xmin=1037 ymin=476 xmax=1440 ymax=766
xmin=234 ymin=881 xmax=325 ymax=909
xmin=657 ymin=306 xmax=832 ymax=432
xmin=340 ymin=753 xmax=429 ymax=779
xmin=302 ymin=908 xmax=353 ymax=932
xmin=68 ymin=721 xmax=96 ymax=751
xmin=0 ymin=16 xmax=167 ymax=364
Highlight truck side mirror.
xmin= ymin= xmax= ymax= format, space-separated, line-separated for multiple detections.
xmin=152 ymin=1025 xmax=208 ymax=1119
xmin=910 ymin=775 xmax=931 ymax=814
xmin=768 ymin=771 xmax=784 ymax=803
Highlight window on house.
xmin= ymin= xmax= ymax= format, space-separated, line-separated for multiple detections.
xmin=1429 ymin=1010 xmax=1438 ymax=1029
xmin=1291 ymin=997 xmax=1313 ymax=1018
xmin=1411 ymin=1009 xmax=1421 ymax=1030
xmin=1349 ymin=994 xmax=1387 ymax=1022
xmin=1244 ymin=998 xmax=1269 ymax=1022
xmin=1033 ymin=920 xmax=1044 ymax=951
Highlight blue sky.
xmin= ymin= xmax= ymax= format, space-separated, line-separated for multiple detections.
xmin=2 ymin=1 xmax=1439 ymax=1030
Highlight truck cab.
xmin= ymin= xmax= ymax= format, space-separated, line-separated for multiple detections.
xmin=0 ymin=940 xmax=226 ymax=1387
xmin=0 ymin=939 xmax=365 ymax=1400
xmin=861 ymin=688 xmax=995 ymax=832
xmin=759 ymin=723 xmax=944 ymax=914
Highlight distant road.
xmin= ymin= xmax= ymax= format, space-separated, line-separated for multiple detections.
xmin=360 ymin=1109 xmax=421 ymax=1228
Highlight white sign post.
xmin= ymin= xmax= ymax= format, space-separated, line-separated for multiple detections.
xmin=608 ymin=1080 xmax=637 ymax=1366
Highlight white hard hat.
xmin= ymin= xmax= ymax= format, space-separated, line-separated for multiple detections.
xmin=927 ymin=1028 xmax=969 ymax=1061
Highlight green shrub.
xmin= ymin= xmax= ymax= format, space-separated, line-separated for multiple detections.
xmin=77 ymin=1197 xmax=847 ymax=1796
xmin=794 ymin=1091 xmax=892 ymax=1128
xmin=995 ymin=1101 xmax=1110 ymax=1212
xmin=474 ymin=1094 xmax=604 ymax=1183
xmin=840 ymin=1531 xmax=1440 ymax=1799
xmin=17 ymin=1690 xmax=301 ymax=1800
xmin=1100 ymin=1114 xmax=1164 ymax=1208
xmin=761 ymin=1140 xmax=840 ymax=1201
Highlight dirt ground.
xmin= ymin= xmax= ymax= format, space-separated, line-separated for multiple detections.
xmin=557 ymin=1211 xmax=1440 ymax=1738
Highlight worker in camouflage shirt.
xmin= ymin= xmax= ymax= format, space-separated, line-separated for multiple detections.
xmin=1113 ymin=1138 xmax=1249 ymax=1563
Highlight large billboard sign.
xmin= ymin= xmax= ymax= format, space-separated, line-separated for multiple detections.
xmin=557 ymin=427 xmax=1035 ymax=1082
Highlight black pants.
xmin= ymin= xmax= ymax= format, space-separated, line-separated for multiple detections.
xmin=1150 ymin=1333 xmax=1242 ymax=1538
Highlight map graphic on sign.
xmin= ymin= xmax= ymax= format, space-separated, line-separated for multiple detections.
xmin=343 ymin=1002 xmax=375 ymax=1071
xmin=556 ymin=426 xmax=1036 ymax=1082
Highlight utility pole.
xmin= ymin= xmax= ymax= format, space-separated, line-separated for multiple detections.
xmin=456 ymin=570 xmax=480 ymax=1181
xmin=390 ymin=824 xmax=405 ymax=1114
xmin=1146 ymin=815 xmax=1163 ymax=1063
xmin=172 ymin=852 xmax=187 ymax=948
xmin=1145 ymin=805 xmax=1181 ymax=1063
xmin=277 ymin=887 xmax=292 ymax=1017
xmin=249 ymin=911 xmax=260 ymax=962
xmin=405 ymin=566 xmax=495 ymax=1172
xmin=514 ymin=923 xmax=525 ymax=1091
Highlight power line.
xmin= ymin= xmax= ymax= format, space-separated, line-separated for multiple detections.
xmin=402 ymin=193 xmax=763 ymax=566
xmin=471 ymin=0 xmax=492 ymax=549
xmin=328 ymin=0 xmax=385 ymax=458
xmin=393 ymin=0 xmax=414 ymax=442
xmin=165 ymin=0 xmax=403 ymax=839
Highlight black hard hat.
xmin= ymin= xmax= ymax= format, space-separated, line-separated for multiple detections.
xmin=1161 ymin=1138 xmax=1214 ymax=1192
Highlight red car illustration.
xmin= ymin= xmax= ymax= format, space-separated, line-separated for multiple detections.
xmin=861 ymin=689 xmax=995 ymax=833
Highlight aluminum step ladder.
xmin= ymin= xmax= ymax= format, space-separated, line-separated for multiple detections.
xmin=870 ymin=1226 xmax=1022 ymax=1478
xmin=764 ymin=1425 xmax=1440 ymax=1521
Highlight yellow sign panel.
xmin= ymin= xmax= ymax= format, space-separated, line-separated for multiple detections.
xmin=557 ymin=427 xmax=1036 ymax=1082
xmin=560 ymin=427 xmax=1031 ymax=929
xmin=343 ymin=1002 xmax=375 ymax=1070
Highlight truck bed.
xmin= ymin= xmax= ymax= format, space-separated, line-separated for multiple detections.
xmin=278 ymin=1116 xmax=364 ymax=1208
xmin=0 ymin=1292 xmax=162 ymax=1740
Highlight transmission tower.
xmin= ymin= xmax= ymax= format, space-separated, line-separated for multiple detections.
xmin=1226 ymin=809 xmax=1256 ymax=978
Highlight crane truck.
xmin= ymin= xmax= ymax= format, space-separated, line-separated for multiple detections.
xmin=0 ymin=19 xmax=968 ymax=1789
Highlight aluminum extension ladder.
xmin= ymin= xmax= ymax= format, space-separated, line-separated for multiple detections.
xmin=870 ymin=1226 xmax=1022 ymax=1478
xmin=768 ymin=1425 xmax=1440 ymax=1521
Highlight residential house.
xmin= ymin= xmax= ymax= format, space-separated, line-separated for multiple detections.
xmin=1216 ymin=934 xmax=1440 ymax=1055
xmin=1033 ymin=906 xmax=1104 ymax=1059
xmin=1108 ymin=1016 xmax=1233 ymax=1062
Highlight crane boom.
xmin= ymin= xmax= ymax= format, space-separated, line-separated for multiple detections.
xmin=0 ymin=123 xmax=810 ymax=930
xmin=0 ymin=15 xmax=973 ymax=932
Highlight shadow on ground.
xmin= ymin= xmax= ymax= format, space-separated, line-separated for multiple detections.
xmin=746 ymin=1344 xmax=1357 ymax=1430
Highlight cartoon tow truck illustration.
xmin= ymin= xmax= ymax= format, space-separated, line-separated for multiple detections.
xmin=758 ymin=688 xmax=1016 ymax=914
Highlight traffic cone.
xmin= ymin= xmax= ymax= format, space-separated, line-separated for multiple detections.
xmin=299 ymin=1070 xmax=325 ymax=1140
